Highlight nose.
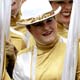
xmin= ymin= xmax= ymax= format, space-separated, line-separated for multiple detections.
xmin=42 ymin=21 xmax=50 ymax=30
xmin=63 ymin=3 xmax=72 ymax=10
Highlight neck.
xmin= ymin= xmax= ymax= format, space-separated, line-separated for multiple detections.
xmin=36 ymin=36 xmax=59 ymax=50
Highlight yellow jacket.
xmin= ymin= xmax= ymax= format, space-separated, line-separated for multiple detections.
xmin=13 ymin=37 xmax=66 ymax=80
xmin=13 ymin=37 xmax=80 ymax=80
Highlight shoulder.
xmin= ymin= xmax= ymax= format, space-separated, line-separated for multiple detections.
xmin=18 ymin=48 xmax=29 ymax=55
xmin=58 ymin=38 xmax=66 ymax=48
xmin=55 ymin=37 xmax=66 ymax=54
xmin=59 ymin=36 xmax=67 ymax=43
xmin=16 ymin=47 xmax=33 ymax=65
xmin=17 ymin=46 xmax=33 ymax=55
xmin=13 ymin=48 xmax=32 ymax=79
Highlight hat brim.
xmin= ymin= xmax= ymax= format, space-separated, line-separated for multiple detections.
xmin=17 ymin=6 xmax=61 ymax=26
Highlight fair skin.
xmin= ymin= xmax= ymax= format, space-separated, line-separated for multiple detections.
xmin=26 ymin=17 xmax=58 ymax=45
xmin=11 ymin=0 xmax=24 ymax=17
xmin=50 ymin=0 xmax=73 ymax=29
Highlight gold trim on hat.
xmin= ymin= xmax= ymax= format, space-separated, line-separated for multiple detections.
xmin=17 ymin=10 xmax=54 ymax=25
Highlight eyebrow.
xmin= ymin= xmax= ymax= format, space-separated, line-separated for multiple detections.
xmin=12 ymin=1 xmax=16 ymax=6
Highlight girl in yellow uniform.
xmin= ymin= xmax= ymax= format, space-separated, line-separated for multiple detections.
xmin=13 ymin=0 xmax=80 ymax=80
xmin=49 ymin=0 xmax=73 ymax=39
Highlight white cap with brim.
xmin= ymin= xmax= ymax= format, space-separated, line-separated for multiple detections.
xmin=17 ymin=0 xmax=61 ymax=25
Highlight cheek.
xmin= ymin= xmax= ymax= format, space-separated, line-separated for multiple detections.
xmin=54 ymin=25 xmax=57 ymax=32
xmin=51 ymin=21 xmax=57 ymax=30
xmin=31 ymin=29 xmax=41 ymax=39
xmin=55 ymin=14 xmax=62 ymax=22
xmin=12 ymin=5 xmax=17 ymax=11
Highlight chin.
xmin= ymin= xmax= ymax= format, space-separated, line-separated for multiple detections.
xmin=43 ymin=37 xmax=55 ymax=44
xmin=63 ymin=17 xmax=70 ymax=22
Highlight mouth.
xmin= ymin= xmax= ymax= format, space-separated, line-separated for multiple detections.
xmin=61 ymin=11 xmax=71 ymax=17
xmin=42 ymin=31 xmax=53 ymax=36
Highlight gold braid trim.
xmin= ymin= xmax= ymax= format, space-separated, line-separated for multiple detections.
xmin=18 ymin=10 xmax=54 ymax=25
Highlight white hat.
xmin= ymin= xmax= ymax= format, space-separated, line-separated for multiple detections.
xmin=17 ymin=0 xmax=61 ymax=25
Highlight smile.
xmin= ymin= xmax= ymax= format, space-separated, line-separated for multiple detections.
xmin=62 ymin=11 xmax=71 ymax=16
xmin=42 ymin=31 xmax=53 ymax=36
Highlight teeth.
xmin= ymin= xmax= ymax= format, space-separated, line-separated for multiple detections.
xmin=62 ymin=12 xmax=70 ymax=16
xmin=43 ymin=31 xmax=52 ymax=36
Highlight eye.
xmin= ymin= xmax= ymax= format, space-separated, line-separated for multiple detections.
xmin=56 ymin=1 xmax=64 ymax=4
xmin=32 ymin=22 xmax=43 ymax=27
xmin=69 ymin=0 xmax=73 ymax=4
xmin=46 ymin=17 xmax=53 ymax=23
xmin=12 ymin=1 xmax=16 ymax=6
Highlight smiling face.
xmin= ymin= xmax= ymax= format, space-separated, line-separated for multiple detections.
xmin=50 ymin=0 xmax=73 ymax=29
xmin=26 ymin=17 xmax=58 ymax=45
